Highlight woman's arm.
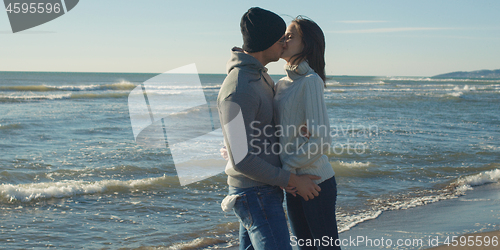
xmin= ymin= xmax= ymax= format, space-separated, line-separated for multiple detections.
xmin=283 ymin=75 xmax=332 ymax=169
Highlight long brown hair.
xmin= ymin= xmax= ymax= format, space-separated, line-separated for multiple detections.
xmin=289 ymin=16 xmax=326 ymax=83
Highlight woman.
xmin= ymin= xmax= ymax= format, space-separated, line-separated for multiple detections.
xmin=275 ymin=17 xmax=341 ymax=250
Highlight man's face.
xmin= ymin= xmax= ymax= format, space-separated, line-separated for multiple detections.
xmin=263 ymin=35 xmax=286 ymax=63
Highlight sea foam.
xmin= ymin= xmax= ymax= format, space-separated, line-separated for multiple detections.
xmin=0 ymin=93 xmax=72 ymax=100
xmin=165 ymin=237 xmax=227 ymax=250
xmin=0 ymin=175 xmax=178 ymax=202
xmin=0 ymin=81 xmax=137 ymax=92
xmin=453 ymin=168 xmax=500 ymax=190
xmin=339 ymin=161 xmax=371 ymax=168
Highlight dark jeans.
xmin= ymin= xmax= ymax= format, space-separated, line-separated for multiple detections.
xmin=286 ymin=176 xmax=341 ymax=250
xmin=229 ymin=185 xmax=292 ymax=250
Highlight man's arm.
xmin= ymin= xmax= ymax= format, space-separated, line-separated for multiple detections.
xmin=219 ymin=93 xmax=290 ymax=187
xmin=219 ymin=92 xmax=321 ymax=200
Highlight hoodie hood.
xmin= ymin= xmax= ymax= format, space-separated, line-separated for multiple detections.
xmin=226 ymin=47 xmax=267 ymax=75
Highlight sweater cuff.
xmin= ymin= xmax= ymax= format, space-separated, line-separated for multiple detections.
xmin=277 ymin=169 xmax=292 ymax=187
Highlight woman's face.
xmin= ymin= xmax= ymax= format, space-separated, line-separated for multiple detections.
xmin=281 ymin=22 xmax=304 ymax=63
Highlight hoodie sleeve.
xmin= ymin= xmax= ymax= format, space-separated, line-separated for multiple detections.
xmin=219 ymin=92 xmax=291 ymax=188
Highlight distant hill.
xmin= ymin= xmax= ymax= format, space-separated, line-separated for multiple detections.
xmin=433 ymin=69 xmax=500 ymax=78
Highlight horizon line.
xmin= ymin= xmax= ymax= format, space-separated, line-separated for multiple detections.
xmin=0 ymin=70 xmax=439 ymax=78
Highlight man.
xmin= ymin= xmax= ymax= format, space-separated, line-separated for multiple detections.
xmin=218 ymin=7 xmax=321 ymax=250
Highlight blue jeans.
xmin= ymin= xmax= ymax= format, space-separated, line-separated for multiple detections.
xmin=229 ymin=185 xmax=292 ymax=250
xmin=286 ymin=176 xmax=341 ymax=250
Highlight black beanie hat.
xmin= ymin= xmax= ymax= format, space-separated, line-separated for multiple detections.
xmin=240 ymin=7 xmax=286 ymax=53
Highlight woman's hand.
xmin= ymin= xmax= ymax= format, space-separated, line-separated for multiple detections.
xmin=300 ymin=122 xmax=310 ymax=139
xmin=220 ymin=146 xmax=229 ymax=161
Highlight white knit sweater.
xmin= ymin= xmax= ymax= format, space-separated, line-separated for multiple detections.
xmin=273 ymin=61 xmax=335 ymax=184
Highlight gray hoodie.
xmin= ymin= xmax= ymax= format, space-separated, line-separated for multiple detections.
xmin=217 ymin=47 xmax=290 ymax=188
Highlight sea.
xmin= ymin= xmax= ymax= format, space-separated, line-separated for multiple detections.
xmin=1 ymin=71 xmax=499 ymax=249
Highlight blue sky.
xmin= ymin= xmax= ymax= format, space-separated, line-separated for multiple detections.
xmin=1 ymin=0 xmax=499 ymax=76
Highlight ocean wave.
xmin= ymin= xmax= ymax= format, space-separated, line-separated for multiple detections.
xmin=475 ymin=85 xmax=500 ymax=91
xmin=338 ymin=161 xmax=371 ymax=168
xmin=155 ymin=222 xmax=239 ymax=249
xmin=325 ymin=80 xmax=340 ymax=85
xmin=479 ymin=145 xmax=500 ymax=151
xmin=414 ymin=91 xmax=464 ymax=99
xmin=0 ymin=85 xmax=60 ymax=91
xmin=131 ymin=235 xmax=235 ymax=250
xmin=325 ymin=85 xmax=497 ymax=96
xmin=453 ymin=85 xmax=476 ymax=91
xmin=0 ymin=81 xmax=137 ymax=92
xmin=104 ymin=81 xmax=137 ymax=90
xmin=0 ymin=92 xmax=129 ymax=101
xmin=397 ymin=83 xmax=497 ymax=91
xmin=338 ymin=210 xmax=382 ymax=233
xmin=387 ymin=77 xmax=500 ymax=83
xmin=164 ymin=237 xmax=228 ymax=250
xmin=0 ymin=93 xmax=72 ymax=101
xmin=396 ymin=168 xmax=500 ymax=204
xmin=412 ymin=83 xmax=457 ymax=87
xmin=446 ymin=91 xmax=464 ymax=98
xmin=70 ymin=93 xmax=130 ymax=99
xmin=327 ymin=81 xmax=386 ymax=87
xmin=44 ymin=165 xmax=156 ymax=180
xmin=0 ymin=123 xmax=23 ymax=130
xmin=0 ymin=175 xmax=179 ymax=203
xmin=325 ymin=89 xmax=346 ymax=93
xmin=452 ymin=168 xmax=500 ymax=190
xmin=337 ymin=168 xmax=500 ymax=233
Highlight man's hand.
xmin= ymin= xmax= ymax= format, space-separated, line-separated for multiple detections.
xmin=287 ymin=174 xmax=321 ymax=201
xmin=220 ymin=146 xmax=229 ymax=161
